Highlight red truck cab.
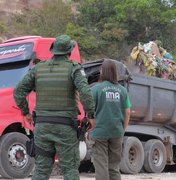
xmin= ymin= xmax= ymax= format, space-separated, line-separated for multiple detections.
xmin=0 ymin=36 xmax=84 ymax=179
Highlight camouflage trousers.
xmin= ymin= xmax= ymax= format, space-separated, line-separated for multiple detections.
xmin=90 ymin=138 xmax=122 ymax=180
xmin=32 ymin=123 xmax=80 ymax=180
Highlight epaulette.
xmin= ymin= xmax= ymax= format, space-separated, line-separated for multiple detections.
xmin=71 ymin=60 xmax=80 ymax=66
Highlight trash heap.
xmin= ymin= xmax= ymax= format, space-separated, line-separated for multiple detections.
xmin=130 ymin=41 xmax=176 ymax=80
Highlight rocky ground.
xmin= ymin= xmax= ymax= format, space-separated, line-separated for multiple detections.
xmin=1 ymin=162 xmax=176 ymax=180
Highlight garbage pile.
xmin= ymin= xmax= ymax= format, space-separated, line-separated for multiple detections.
xmin=130 ymin=41 xmax=176 ymax=80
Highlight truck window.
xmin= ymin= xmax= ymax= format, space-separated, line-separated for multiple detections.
xmin=0 ymin=60 xmax=30 ymax=88
xmin=0 ymin=42 xmax=35 ymax=88
xmin=0 ymin=43 xmax=34 ymax=63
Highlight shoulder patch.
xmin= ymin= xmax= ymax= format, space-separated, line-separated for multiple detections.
xmin=80 ymin=68 xmax=86 ymax=76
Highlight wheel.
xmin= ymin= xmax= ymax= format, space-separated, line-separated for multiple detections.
xmin=120 ymin=136 xmax=144 ymax=174
xmin=144 ymin=139 xmax=166 ymax=173
xmin=0 ymin=132 xmax=35 ymax=179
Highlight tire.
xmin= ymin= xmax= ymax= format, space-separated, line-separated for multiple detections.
xmin=120 ymin=136 xmax=144 ymax=174
xmin=0 ymin=132 xmax=35 ymax=179
xmin=144 ymin=139 xmax=166 ymax=173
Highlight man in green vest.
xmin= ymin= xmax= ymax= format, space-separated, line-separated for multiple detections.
xmin=14 ymin=35 xmax=95 ymax=180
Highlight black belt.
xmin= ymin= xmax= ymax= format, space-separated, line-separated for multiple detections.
xmin=36 ymin=116 xmax=72 ymax=126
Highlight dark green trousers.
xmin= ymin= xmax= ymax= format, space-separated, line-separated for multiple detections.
xmin=32 ymin=123 xmax=80 ymax=180
xmin=90 ymin=138 xmax=122 ymax=180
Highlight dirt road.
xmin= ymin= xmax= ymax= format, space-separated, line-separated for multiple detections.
xmin=1 ymin=173 xmax=176 ymax=180
xmin=122 ymin=173 xmax=176 ymax=180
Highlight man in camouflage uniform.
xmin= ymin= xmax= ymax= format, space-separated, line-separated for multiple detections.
xmin=14 ymin=35 xmax=95 ymax=180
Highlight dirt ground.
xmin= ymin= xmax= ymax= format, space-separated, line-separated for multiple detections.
xmin=51 ymin=172 xmax=176 ymax=180
xmin=79 ymin=173 xmax=176 ymax=180
xmin=122 ymin=173 xmax=176 ymax=180
xmin=1 ymin=173 xmax=176 ymax=180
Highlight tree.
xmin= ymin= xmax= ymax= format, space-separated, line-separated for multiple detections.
xmin=1 ymin=0 xmax=176 ymax=60
xmin=77 ymin=0 xmax=176 ymax=59
xmin=77 ymin=0 xmax=129 ymax=59
xmin=115 ymin=0 xmax=176 ymax=44
xmin=66 ymin=23 xmax=98 ymax=59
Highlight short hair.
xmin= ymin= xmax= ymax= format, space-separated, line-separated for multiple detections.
xmin=99 ymin=59 xmax=119 ymax=84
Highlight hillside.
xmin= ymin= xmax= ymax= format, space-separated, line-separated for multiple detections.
xmin=0 ymin=0 xmax=42 ymax=14
xmin=0 ymin=0 xmax=75 ymax=42
xmin=0 ymin=0 xmax=43 ymax=41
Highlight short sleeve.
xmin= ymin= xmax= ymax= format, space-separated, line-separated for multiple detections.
xmin=125 ymin=95 xmax=132 ymax=108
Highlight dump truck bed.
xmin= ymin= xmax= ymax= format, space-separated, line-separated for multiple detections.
xmin=129 ymin=74 xmax=176 ymax=129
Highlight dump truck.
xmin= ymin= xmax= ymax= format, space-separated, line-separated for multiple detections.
xmin=82 ymin=59 xmax=176 ymax=174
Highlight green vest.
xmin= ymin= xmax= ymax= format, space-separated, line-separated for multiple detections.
xmin=35 ymin=60 xmax=77 ymax=111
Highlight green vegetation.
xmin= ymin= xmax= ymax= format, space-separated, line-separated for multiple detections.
xmin=10 ymin=0 xmax=72 ymax=37
xmin=77 ymin=0 xmax=176 ymax=60
xmin=0 ymin=21 xmax=6 ymax=34
xmin=0 ymin=0 xmax=176 ymax=61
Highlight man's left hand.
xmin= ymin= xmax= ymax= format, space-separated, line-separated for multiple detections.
xmin=24 ymin=113 xmax=33 ymax=125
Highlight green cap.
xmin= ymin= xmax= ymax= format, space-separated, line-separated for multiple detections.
xmin=50 ymin=35 xmax=76 ymax=55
